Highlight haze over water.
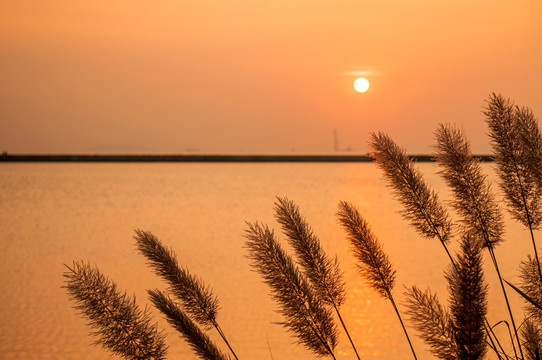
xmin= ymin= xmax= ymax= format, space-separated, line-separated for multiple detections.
xmin=0 ymin=162 xmax=534 ymax=359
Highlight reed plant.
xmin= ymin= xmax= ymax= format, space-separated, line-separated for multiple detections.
xmin=147 ymin=289 xmax=229 ymax=360
xmin=404 ymin=233 xmax=488 ymax=360
xmin=435 ymin=123 xmax=523 ymax=359
xmin=369 ymin=132 xmax=453 ymax=246
xmin=64 ymin=93 xmax=542 ymax=360
xmin=244 ymin=221 xmax=339 ymax=358
xmin=63 ymin=261 xmax=167 ymax=360
xmin=274 ymin=196 xmax=360 ymax=359
xmin=370 ymin=128 xmax=506 ymax=358
xmin=485 ymin=93 xmax=542 ymax=284
xmin=134 ymin=229 xmax=239 ymax=360
xmin=337 ymin=200 xmax=417 ymax=359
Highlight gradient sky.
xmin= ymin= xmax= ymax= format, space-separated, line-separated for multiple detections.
xmin=1 ymin=1 xmax=541 ymax=154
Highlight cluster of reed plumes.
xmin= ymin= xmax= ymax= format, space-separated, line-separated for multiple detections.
xmin=64 ymin=93 xmax=542 ymax=360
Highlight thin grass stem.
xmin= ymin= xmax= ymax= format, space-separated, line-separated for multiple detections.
xmin=489 ymin=247 xmax=524 ymax=360
xmin=387 ymin=290 xmax=417 ymax=360
xmin=485 ymin=318 xmax=507 ymax=360
xmin=331 ymin=303 xmax=362 ymax=360
xmin=213 ymin=321 xmax=239 ymax=360
xmin=527 ymin=225 xmax=542 ymax=287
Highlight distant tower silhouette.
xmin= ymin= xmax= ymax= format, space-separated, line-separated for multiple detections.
xmin=334 ymin=129 xmax=352 ymax=152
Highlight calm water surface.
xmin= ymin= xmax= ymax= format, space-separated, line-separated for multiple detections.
xmin=0 ymin=163 xmax=536 ymax=359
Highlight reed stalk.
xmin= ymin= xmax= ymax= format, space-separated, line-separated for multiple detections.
xmin=337 ymin=201 xmax=417 ymax=359
xmin=245 ymin=222 xmax=338 ymax=358
xmin=63 ymin=261 xmax=167 ymax=360
xmin=485 ymin=93 xmax=542 ymax=284
xmin=148 ymin=289 xmax=229 ymax=360
xmin=446 ymin=233 xmax=488 ymax=360
xmin=274 ymin=197 xmax=360 ymax=359
xmin=404 ymin=286 xmax=456 ymax=360
xmin=369 ymin=132 xmax=453 ymax=245
xmin=515 ymin=104 xmax=542 ymax=191
xmin=405 ymin=233 xmax=497 ymax=360
xmin=134 ymin=229 xmax=239 ymax=360
xmin=435 ymin=123 xmax=524 ymax=359
xmin=370 ymin=131 xmax=506 ymax=358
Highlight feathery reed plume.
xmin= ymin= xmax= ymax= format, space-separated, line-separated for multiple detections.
xmin=434 ymin=124 xmax=504 ymax=249
xmin=63 ymin=261 xmax=167 ymax=360
xmin=445 ymin=233 xmax=488 ymax=360
xmin=520 ymin=256 xmax=542 ymax=324
xmin=134 ymin=230 xmax=238 ymax=360
xmin=244 ymin=222 xmax=338 ymax=358
xmin=273 ymin=197 xmax=360 ymax=359
xmin=148 ymin=289 xmax=229 ymax=360
xmin=434 ymin=123 xmax=523 ymax=359
xmin=521 ymin=318 xmax=542 ymax=360
xmin=336 ymin=201 xmax=395 ymax=299
xmin=485 ymin=93 xmax=542 ymax=230
xmin=486 ymin=93 xmax=542 ymax=284
xmin=274 ymin=197 xmax=346 ymax=307
xmin=404 ymin=286 xmax=455 ymax=360
xmin=515 ymin=105 xmax=542 ymax=190
xmin=515 ymin=102 xmax=542 ymax=287
xmin=135 ymin=229 xmax=218 ymax=328
xmin=369 ymin=132 xmax=453 ymax=245
xmin=337 ymin=200 xmax=417 ymax=359
xmin=370 ymin=131 xmax=502 ymax=357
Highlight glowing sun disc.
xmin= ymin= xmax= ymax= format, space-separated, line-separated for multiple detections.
xmin=354 ymin=77 xmax=370 ymax=93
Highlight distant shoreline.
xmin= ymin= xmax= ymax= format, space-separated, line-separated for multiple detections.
xmin=0 ymin=154 xmax=495 ymax=162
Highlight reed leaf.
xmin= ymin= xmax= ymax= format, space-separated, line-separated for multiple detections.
xmin=369 ymin=131 xmax=453 ymax=244
xmin=434 ymin=124 xmax=504 ymax=249
xmin=521 ymin=318 xmax=542 ymax=360
xmin=148 ymin=289 xmax=229 ymax=360
xmin=274 ymin=196 xmax=346 ymax=307
xmin=134 ymin=229 xmax=219 ymax=329
xmin=485 ymin=92 xmax=542 ymax=229
xmin=244 ymin=222 xmax=338 ymax=357
xmin=520 ymin=256 xmax=542 ymax=323
xmin=404 ymin=286 xmax=456 ymax=360
xmin=63 ymin=261 xmax=167 ymax=360
xmin=336 ymin=201 xmax=395 ymax=299
xmin=446 ymin=233 xmax=488 ymax=360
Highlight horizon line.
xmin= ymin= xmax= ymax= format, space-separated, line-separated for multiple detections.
xmin=0 ymin=153 xmax=495 ymax=163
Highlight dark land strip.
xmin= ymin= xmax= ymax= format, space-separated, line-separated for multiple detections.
xmin=0 ymin=154 xmax=495 ymax=162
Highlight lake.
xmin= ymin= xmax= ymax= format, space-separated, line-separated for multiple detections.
xmin=0 ymin=162 xmax=535 ymax=359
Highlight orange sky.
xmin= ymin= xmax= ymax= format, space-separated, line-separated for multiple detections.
xmin=1 ymin=1 xmax=541 ymax=154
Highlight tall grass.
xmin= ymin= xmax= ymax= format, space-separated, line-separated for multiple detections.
xmin=337 ymin=200 xmax=417 ymax=359
xmin=64 ymin=93 xmax=542 ymax=360
xmin=485 ymin=93 xmax=542 ymax=286
xmin=245 ymin=221 xmax=339 ymax=358
xmin=63 ymin=261 xmax=167 ymax=360
xmin=404 ymin=232 xmax=489 ymax=360
xmin=274 ymin=196 xmax=360 ymax=359
xmin=134 ymin=229 xmax=239 ymax=360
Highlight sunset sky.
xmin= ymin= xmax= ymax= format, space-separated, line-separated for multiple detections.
xmin=1 ymin=1 xmax=541 ymax=154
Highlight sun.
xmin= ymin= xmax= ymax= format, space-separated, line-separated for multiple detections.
xmin=353 ymin=77 xmax=370 ymax=93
